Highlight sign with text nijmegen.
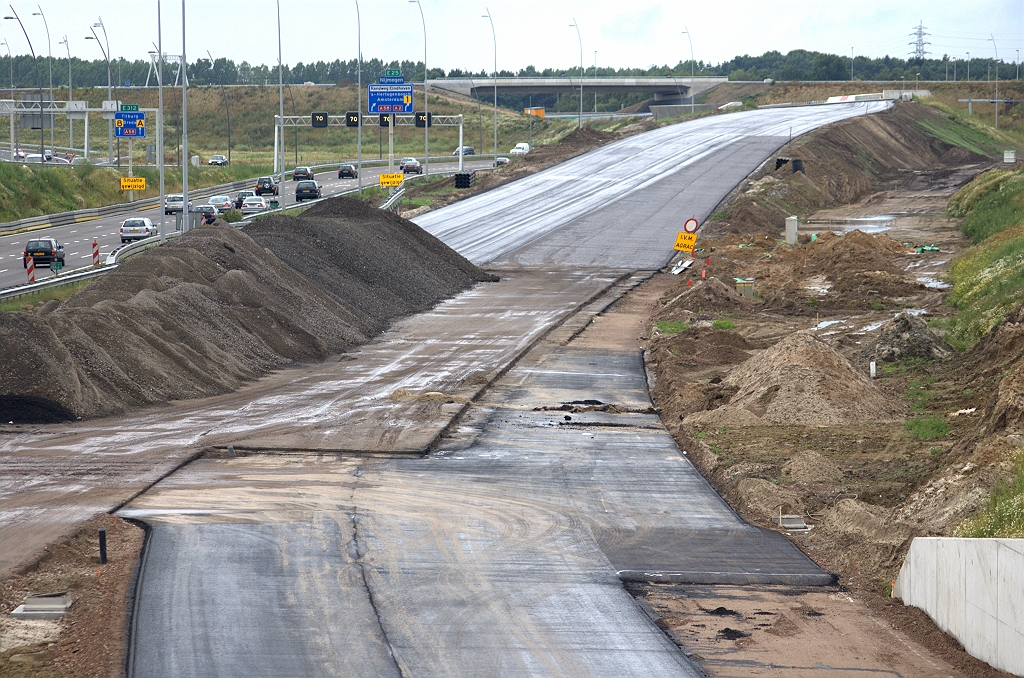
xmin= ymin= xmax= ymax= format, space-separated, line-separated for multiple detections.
xmin=367 ymin=84 xmax=414 ymax=113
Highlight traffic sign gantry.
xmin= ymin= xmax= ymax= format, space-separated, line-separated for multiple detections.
xmin=368 ymin=84 xmax=414 ymax=113
xmin=114 ymin=111 xmax=146 ymax=138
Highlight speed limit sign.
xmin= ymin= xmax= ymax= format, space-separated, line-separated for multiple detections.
xmin=683 ymin=217 xmax=699 ymax=233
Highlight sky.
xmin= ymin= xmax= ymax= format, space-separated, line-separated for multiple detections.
xmin=4 ymin=1 xmax=1021 ymax=74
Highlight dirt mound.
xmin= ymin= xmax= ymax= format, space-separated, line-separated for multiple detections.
xmin=0 ymin=199 xmax=492 ymax=422
xmin=806 ymin=230 xmax=905 ymax=275
xmin=940 ymin=145 xmax=989 ymax=165
xmin=782 ymin=450 xmax=842 ymax=483
xmin=859 ymin=312 xmax=956 ymax=364
xmin=684 ymin=404 xmax=764 ymax=428
xmin=722 ymin=332 xmax=906 ymax=425
xmin=659 ymin=278 xmax=753 ymax=315
xmin=649 ymin=325 xmax=755 ymax=369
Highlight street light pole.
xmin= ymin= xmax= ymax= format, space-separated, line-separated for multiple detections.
xmin=990 ymin=35 xmax=999 ymax=129
xmin=32 ymin=6 xmax=51 ymax=155
xmin=353 ymin=0 xmax=361 ymax=194
xmin=570 ymin=18 xmax=582 ymax=129
xmin=180 ymin=0 xmax=190 ymax=230
xmin=276 ymin=0 xmax=283 ymax=190
xmin=155 ymin=0 xmax=165 ymax=243
xmin=207 ymin=50 xmax=230 ymax=166
xmin=5 ymin=6 xmax=44 ymax=164
xmin=483 ymin=8 xmax=496 ymax=161
xmin=59 ymin=35 xmax=71 ymax=151
xmin=95 ymin=18 xmax=118 ymax=167
xmin=682 ymin=27 xmax=694 ymax=114
xmin=86 ymin=23 xmax=113 ymax=165
xmin=410 ymin=0 xmax=427 ymax=177
xmin=967 ymin=52 xmax=970 ymax=81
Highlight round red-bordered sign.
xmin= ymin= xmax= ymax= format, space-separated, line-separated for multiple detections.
xmin=683 ymin=217 xmax=699 ymax=233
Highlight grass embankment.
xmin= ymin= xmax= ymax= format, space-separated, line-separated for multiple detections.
xmin=0 ymin=279 xmax=91 ymax=313
xmin=944 ymin=167 xmax=1024 ymax=347
xmin=954 ymin=452 xmax=1024 ymax=538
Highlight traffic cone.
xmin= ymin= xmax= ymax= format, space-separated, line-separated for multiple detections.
xmin=705 ymin=257 xmax=710 ymax=266
xmin=92 ymin=239 xmax=100 ymax=266
xmin=687 ymin=280 xmax=692 ymax=287
xmin=26 ymin=256 xmax=34 ymax=283
xmin=701 ymin=269 xmax=707 ymax=279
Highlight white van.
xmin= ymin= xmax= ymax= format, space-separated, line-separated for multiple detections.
xmin=509 ymin=142 xmax=530 ymax=155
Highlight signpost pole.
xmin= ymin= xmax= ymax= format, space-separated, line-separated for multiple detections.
xmin=458 ymin=114 xmax=464 ymax=171
xmin=388 ymin=112 xmax=394 ymax=190
xmin=128 ymin=137 xmax=133 ymax=201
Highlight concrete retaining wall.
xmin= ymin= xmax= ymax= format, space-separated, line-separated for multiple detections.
xmin=894 ymin=537 xmax=1024 ymax=676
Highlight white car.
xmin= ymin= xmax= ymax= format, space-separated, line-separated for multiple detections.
xmin=208 ymin=195 xmax=233 ymax=210
xmin=120 ymin=217 xmax=158 ymax=243
xmin=241 ymin=196 xmax=269 ymax=215
xmin=509 ymin=142 xmax=530 ymax=155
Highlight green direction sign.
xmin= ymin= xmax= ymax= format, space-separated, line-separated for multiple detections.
xmin=384 ymin=69 xmax=401 ymax=77
xmin=120 ymin=104 xmax=139 ymax=112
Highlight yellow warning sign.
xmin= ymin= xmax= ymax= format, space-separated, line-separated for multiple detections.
xmin=120 ymin=176 xmax=146 ymax=191
xmin=674 ymin=231 xmax=698 ymax=252
xmin=379 ymin=173 xmax=404 ymax=188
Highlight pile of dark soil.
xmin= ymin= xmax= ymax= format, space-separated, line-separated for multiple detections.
xmin=0 ymin=198 xmax=492 ymax=422
xmin=859 ymin=312 xmax=956 ymax=364
xmin=721 ymin=332 xmax=906 ymax=425
xmin=658 ymin=278 xmax=754 ymax=318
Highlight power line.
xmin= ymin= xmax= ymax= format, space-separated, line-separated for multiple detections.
xmin=909 ymin=20 xmax=930 ymax=61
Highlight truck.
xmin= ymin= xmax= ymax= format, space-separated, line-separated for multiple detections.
xmin=509 ymin=142 xmax=530 ymax=156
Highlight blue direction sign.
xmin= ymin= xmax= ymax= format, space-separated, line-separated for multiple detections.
xmin=114 ymin=111 xmax=146 ymax=138
xmin=367 ymin=84 xmax=414 ymax=113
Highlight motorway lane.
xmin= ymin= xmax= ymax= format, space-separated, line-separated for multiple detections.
xmin=0 ymin=159 xmax=491 ymax=290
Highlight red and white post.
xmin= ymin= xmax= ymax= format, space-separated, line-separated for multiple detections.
xmin=26 ymin=256 xmax=35 ymax=283
xmin=92 ymin=239 xmax=100 ymax=266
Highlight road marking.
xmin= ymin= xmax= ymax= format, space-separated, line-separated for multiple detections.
xmin=0 ymin=269 xmax=6 ymax=273
xmin=69 ymin=252 xmax=80 ymax=256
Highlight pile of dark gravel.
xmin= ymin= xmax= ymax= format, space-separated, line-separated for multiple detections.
xmin=0 ymin=197 xmax=493 ymax=422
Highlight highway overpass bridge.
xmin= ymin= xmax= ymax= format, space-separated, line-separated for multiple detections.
xmin=427 ymin=76 xmax=729 ymax=106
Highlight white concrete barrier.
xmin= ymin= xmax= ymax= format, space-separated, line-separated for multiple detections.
xmin=894 ymin=537 xmax=1024 ymax=676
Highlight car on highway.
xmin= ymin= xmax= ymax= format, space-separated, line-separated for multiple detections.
xmin=255 ymin=176 xmax=279 ymax=196
xmin=495 ymin=156 xmax=510 ymax=166
xmin=234 ymin=190 xmax=256 ymax=209
xmin=453 ymin=146 xmax=475 ymax=156
xmin=295 ymin=180 xmax=322 ymax=201
xmin=208 ymin=154 xmax=228 ymax=166
xmin=208 ymin=195 xmax=234 ymax=211
xmin=402 ymin=159 xmax=423 ymax=175
xmin=292 ymin=167 xmax=314 ymax=181
xmin=22 ymin=237 xmax=64 ymax=269
xmin=399 ymin=157 xmax=417 ymax=170
xmin=119 ymin=217 xmax=158 ymax=242
xmin=337 ymin=164 xmax=357 ymax=179
xmin=196 ymin=205 xmax=219 ymax=224
xmin=23 ymin=154 xmax=70 ymax=164
xmin=164 ymin=194 xmax=193 ymax=215
xmin=241 ymin=196 xmax=269 ymax=215
xmin=509 ymin=143 xmax=530 ymax=155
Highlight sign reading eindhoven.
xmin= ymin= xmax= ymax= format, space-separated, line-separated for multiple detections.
xmin=379 ymin=173 xmax=404 ymax=188
xmin=674 ymin=231 xmax=698 ymax=252
xmin=120 ymin=177 xmax=146 ymax=191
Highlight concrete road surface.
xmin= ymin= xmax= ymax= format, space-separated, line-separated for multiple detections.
xmin=0 ymin=102 xmax=889 ymax=676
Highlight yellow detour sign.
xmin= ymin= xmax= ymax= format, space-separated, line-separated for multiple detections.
xmin=120 ymin=177 xmax=146 ymax=191
xmin=674 ymin=231 xmax=698 ymax=252
xmin=379 ymin=173 xmax=404 ymax=188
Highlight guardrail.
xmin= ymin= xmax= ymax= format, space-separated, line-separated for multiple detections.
xmin=0 ymin=264 xmax=116 ymax=302
xmin=379 ymin=187 xmax=406 ymax=212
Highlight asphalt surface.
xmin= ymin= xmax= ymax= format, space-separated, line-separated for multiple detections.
xmin=0 ymin=158 xmax=492 ymax=290
xmin=2 ymin=103 xmax=889 ymax=676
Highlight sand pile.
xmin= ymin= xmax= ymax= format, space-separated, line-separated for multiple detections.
xmin=720 ymin=331 xmax=906 ymax=425
xmin=0 ymin=198 xmax=492 ymax=422
xmin=660 ymin=278 xmax=754 ymax=316
xmin=860 ymin=312 xmax=956 ymax=364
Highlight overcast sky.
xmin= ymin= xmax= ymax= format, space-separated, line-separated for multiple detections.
xmin=6 ymin=1 xmax=1021 ymax=74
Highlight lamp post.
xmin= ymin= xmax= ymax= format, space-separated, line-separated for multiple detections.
xmin=206 ymin=49 xmax=230 ymax=166
xmin=276 ymin=0 xmax=283 ymax=190
xmin=5 ymin=6 xmax=44 ymax=164
xmin=180 ymin=0 xmax=189 ymax=229
xmin=682 ymin=27 xmax=694 ymax=114
xmin=2 ymin=39 xmax=13 ymax=158
xmin=967 ymin=52 xmax=970 ymax=81
xmin=593 ymin=50 xmax=597 ymax=112
xmin=1017 ymin=49 xmax=1019 ymax=80
xmin=151 ymin=1 xmax=165 ymax=242
xmin=409 ymin=0 xmax=427 ymax=177
xmin=31 ymin=6 xmax=51 ymax=155
xmin=569 ymin=18 xmax=582 ymax=129
xmin=482 ymin=8 xmax=496 ymax=161
xmin=85 ymin=21 xmax=113 ymax=165
xmin=353 ymin=0 xmax=361 ymax=194
xmin=59 ymin=35 xmax=71 ymax=151
xmin=990 ymin=35 xmax=998 ymax=129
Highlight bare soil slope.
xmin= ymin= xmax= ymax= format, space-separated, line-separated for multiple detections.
xmin=0 ymin=198 xmax=492 ymax=423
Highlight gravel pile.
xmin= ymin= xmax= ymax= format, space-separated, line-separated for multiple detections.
xmin=0 ymin=197 xmax=492 ymax=422
xmin=859 ymin=312 xmax=956 ymax=364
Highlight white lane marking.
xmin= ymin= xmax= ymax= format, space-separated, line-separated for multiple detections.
xmin=69 ymin=252 xmax=80 ymax=256
xmin=0 ymin=269 xmax=7 ymax=273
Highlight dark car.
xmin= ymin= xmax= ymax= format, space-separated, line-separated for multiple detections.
xmin=403 ymin=159 xmax=423 ymax=175
xmin=196 ymin=205 xmax=219 ymax=225
xmin=295 ymin=180 xmax=322 ymax=201
xmin=23 ymin=237 xmax=65 ymax=269
xmin=453 ymin=146 xmax=475 ymax=156
xmin=234 ymin=190 xmax=256 ymax=209
xmin=255 ymin=176 xmax=279 ymax=196
xmin=292 ymin=167 xmax=314 ymax=181
xmin=338 ymin=164 xmax=357 ymax=179
xmin=208 ymin=154 xmax=228 ymax=166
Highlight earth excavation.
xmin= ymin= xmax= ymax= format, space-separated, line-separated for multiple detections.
xmin=0 ymin=100 xmax=1019 ymax=676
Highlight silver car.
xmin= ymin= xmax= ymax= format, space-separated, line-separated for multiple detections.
xmin=241 ymin=196 xmax=268 ymax=215
xmin=120 ymin=217 xmax=158 ymax=243
xmin=208 ymin=195 xmax=233 ymax=210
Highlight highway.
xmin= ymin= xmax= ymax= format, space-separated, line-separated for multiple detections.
xmin=1 ymin=102 xmax=887 ymax=676
xmin=0 ymin=158 xmax=492 ymax=290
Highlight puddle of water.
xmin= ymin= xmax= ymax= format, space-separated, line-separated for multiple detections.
xmin=815 ymin=319 xmax=845 ymax=329
xmin=917 ymin=276 xmax=951 ymax=289
xmin=803 ymin=216 xmax=896 ymax=233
